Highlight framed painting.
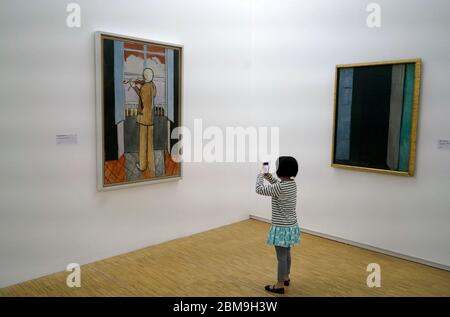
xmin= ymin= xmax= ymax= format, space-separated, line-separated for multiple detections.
xmin=331 ymin=59 xmax=421 ymax=176
xmin=95 ymin=32 xmax=183 ymax=190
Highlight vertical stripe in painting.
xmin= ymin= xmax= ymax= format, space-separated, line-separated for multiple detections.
xmin=169 ymin=50 xmax=180 ymax=151
xmin=166 ymin=48 xmax=175 ymax=122
xmin=117 ymin=120 xmax=125 ymax=158
xmin=386 ymin=64 xmax=405 ymax=170
xmin=167 ymin=120 xmax=171 ymax=152
xmin=398 ymin=64 xmax=415 ymax=172
xmin=114 ymin=41 xmax=125 ymax=124
xmin=350 ymin=65 xmax=392 ymax=169
xmin=335 ymin=68 xmax=354 ymax=161
xmin=103 ymin=38 xmax=118 ymax=161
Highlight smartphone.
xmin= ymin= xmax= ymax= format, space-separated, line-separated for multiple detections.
xmin=262 ymin=162 xmax=269 ymax=173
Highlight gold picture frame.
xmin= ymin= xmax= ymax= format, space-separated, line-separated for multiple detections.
xmin=331 ymin=59 xmax=422 ymax=176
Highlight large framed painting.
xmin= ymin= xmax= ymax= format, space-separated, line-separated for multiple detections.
xmin=332 ymin=59 xmax=421 ymax=176
xmin=95 ymin=32 xmax=182 ymax=190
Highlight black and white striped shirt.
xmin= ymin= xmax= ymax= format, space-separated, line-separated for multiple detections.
xmin=255 ymin=173 xmax=298 ymax=227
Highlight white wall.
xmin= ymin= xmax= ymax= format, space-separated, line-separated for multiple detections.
xmin=250 ymin=0 xmax=450 ymax=267
xmin=1 ymin=0 xmax=449 ymax=288
xmin=0 ymin=0 xmax=254 ymax=287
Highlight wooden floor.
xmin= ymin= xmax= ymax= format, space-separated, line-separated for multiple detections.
xmin=1 ymin=219 xmax=449 ymax=297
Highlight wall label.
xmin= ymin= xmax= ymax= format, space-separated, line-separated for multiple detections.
xmin=438 ymin=139 xmax=450 ymax=149
xmin=56 ymin=134 xmax=78 ymax=145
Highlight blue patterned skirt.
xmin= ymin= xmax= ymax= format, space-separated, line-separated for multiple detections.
xmin=266 ymin=225 xmax=301 ymax=247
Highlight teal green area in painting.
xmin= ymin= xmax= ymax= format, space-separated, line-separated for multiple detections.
xmin=398 ymin=63 xmax=415 ymax=172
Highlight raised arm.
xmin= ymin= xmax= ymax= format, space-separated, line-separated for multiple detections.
xmin=263 ymin=173 xmax=279 ymax=184
xmin=132 ymin=85 xmax=140 ymax=96
xmin=256 ymin=173 xmax=281 ymax=197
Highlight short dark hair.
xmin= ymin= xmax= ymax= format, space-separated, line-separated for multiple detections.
xmin=276 ymin=156 xmax=298 ymax=178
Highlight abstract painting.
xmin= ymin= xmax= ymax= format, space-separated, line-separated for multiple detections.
xmin=332 ymin=59 xmax=421 ymax=176
xmin=95 ymin=32 xmax=182 ymax=190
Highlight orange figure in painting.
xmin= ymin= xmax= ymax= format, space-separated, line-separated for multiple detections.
xmin=129 ymin=68 xmax=157 ymax=177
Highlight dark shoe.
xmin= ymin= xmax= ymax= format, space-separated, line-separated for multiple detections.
xmin=284 ymin=279 xmax=290 ymax=286
xmin=265 ymin=285 xmax=285 ymax=294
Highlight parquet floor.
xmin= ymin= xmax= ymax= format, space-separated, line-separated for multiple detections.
xmin=1 ymin=219 xmax=449 ymax=296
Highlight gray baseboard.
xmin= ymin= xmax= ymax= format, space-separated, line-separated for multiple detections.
xmin=249 ymin=214 xmax=450 ymax=272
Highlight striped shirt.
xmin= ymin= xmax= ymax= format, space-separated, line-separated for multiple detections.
xmin=255 ymin=173 xmax=298 ymax=227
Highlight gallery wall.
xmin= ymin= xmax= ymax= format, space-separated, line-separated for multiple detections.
xmin=0 ymin=0 xmax=254 ymax=287
xmin=250 ymin=0 xmax=450 ymax=268
xmin=1 ymin=0 xmax=449 ymax=288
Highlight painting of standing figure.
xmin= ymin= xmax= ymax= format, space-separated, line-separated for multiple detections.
xmin=96 ymin=32 xmax=182 ymax=190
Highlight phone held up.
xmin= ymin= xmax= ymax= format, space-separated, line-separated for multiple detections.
xmin=262 ymin=162 xmax=269 ymax=174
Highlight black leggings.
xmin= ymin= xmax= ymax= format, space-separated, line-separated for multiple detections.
xmin=275 ymin=246 xmax=291 ymax=282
